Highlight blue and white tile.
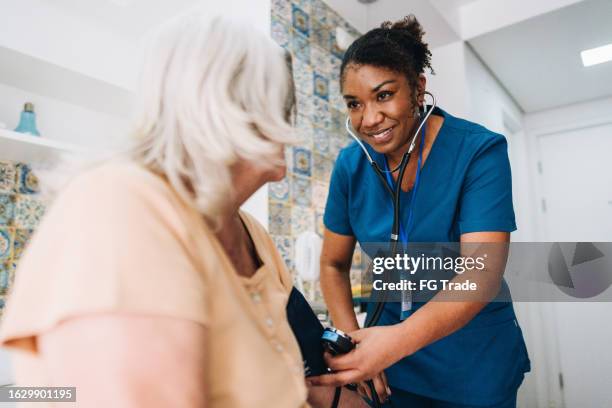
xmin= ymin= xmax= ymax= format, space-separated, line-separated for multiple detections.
xmin=329 ymin=54 xmax=342 ymax=78
xmin=291 ymin=174 xmax=312 ymax=207
xmin=296 ymin=91 xmax=314 ymax=119
xmin=0 ymin=194 xmax=14 ymax=226
xmin=269 ymin=202 xmax=291 ymax=235
xmin=284 ymin=146 xmax=295 ymax=177
xmin=295 ymin=114 xmax=314 ymax=149
xmin=329 ymin=61 xmax=341 ymax=83
xmin=293 ymin=59 xmax=314 ymax=96
xmin=311 ymin=19 xmax=331 ymax=51
xmin=269 ymin=177 xmax=290 ymax=202
xmin=273 ymin=235 xmax=294 ymax=271
xmin=291 ymin=29 xmax=311 ymax=64
xmin=312 ymin=180 xmax=329 ymax=210
xmin=13 ymin=195 xmax=45 ymax=229
xmin=315 ymin=210 xmax=325 ymax=236
xmin=329 ymin=107 xmax=344 ymax=133
xmin=271 ymin=15 xmax=290 ymax=49
xmin=312 ymin=97 xmax=331 ymax=131
xmin=311 ymin=45 xmax=331 ymax=74
xmin=313 ymin=127 xmax=330 ymax=157
xmin=291 ymin=4 xmax=310 ymax=37
xmin=292 ymin=0 xmax=312 ymax=14
xmin=272 ymin=0 xmax=293 ymax=22
xmin=311 ymin=0 xmax=329 ymax=26
xmin=293 ymin=147 xmax=312 ymax=177
xmin=313 ymin=71 xmax=329 ymax=101
xmin=0 ymin=261 xmax=14 ymax=295
xmin=0 ymin=227 xmax=13 ymax=261
xmin=312 ymin=153 xmax=333 ymax=181
xmin=330 ymin=132 xmax=350 ymax=159
xmin=291 ymin=205 xmax=314 ymax=236
xmin=330 ymin=90 xmax=346 ymax=114
xmin=329 ymin=29 xmax=345 ymax=59
xmin=0 ymin=161 xmax=16 ymax=194
xmin=16 ymin=163 xmax=39 ymax=194
xmin=12 ymin=228 xmax=32 ymax=261
xmin=329 ymin=78 xmax=341 ymax=101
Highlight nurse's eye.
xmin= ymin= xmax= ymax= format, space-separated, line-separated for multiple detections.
xmin=346 ymin=100 xmax=361 ymax=110
xmin=377 ymin=91 xmax=393 ymax=101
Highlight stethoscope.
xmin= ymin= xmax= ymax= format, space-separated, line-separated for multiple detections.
xmin=344 ymin=91 xmax=437 ymax=328
xmin=326 ymin=93 xmax=437 ymax=408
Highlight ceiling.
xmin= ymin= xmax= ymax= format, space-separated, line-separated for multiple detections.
xmin=469 ymin=0 xmax=612 ymax=112
xmin=46 ymin=0 xmax=612 ymax=113
xmin=50 ymin=0 xmax=198 ymax=37
xmin=365 ymin=0 xmax=461 ymax=47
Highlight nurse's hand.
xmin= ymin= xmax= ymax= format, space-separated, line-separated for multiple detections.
xmin=356 ymin=372 xmax=390 ymax=403
xmin=308 ymin=326 xmax=407 ymax=398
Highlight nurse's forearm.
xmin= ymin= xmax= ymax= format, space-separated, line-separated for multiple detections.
xmin=396 ymin=264 xmax=504 ymax=356
xmin=396 ymin=234 xmax=509 ymax=356
xmin=320 ymin=264 xmax=359 ymax=332
xmin=396 ymin=299 xmax=490 ymax=356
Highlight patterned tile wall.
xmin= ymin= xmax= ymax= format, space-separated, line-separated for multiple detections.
xmin=270 ymin=0 xmax=363 ymax=304
xmin=0 ymin=160 xmax=44 ymax=316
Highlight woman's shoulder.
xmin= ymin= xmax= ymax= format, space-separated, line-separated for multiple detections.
xmin=64 ymin=161 xmax=170 ymax=198
xmin=43 ymin=161 xmax=195 ymax=245
xmin=440 ymin=111 xmax=508 ymax=158
xmin=55 ymin=161 xmax=186 ymax=216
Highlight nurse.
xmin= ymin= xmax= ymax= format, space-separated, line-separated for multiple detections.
xmin=310 ymin=15 xmax=531 ymax=407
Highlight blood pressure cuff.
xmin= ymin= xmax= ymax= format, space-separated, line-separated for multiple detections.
xmin=286 ymin=287 xmax=327 ymax=377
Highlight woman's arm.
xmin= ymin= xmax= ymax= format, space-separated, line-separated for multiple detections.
xmin=319 ymin=229 xmax=391 ymax=401
xmin=38 ymin=313 xmax=208 ymax=408
xmin=319 ymin=229 xmax=358 ymax=332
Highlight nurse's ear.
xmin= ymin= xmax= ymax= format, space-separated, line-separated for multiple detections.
xmin=416 ymin=74 xmax=427 ymax=107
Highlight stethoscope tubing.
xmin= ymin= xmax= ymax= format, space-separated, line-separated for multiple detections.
xmin=335 ymin=94 xmax=437 ymax=407
xmin=343 ymin=93 xmax=437 ymax=328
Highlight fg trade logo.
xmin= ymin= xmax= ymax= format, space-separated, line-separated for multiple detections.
xmin=548 ymin=243 xmax=612 ymax=298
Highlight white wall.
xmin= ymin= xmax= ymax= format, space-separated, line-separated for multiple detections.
xmin=463 ymin=45 xmax=540 ymax=244
xmin=427 ymin=41 xmax=470 ymax=118
xmin=523 ymin=97 xmax=612 ymax=408
xmin=0 ymin=0 xmax=138 ymax=90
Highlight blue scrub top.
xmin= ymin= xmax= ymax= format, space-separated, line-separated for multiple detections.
xmin=323 ymin=107 xmax=531 ymax=406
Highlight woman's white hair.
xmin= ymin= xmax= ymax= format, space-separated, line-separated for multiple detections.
xmin=129 ymin=10 xmax=296 ymax=227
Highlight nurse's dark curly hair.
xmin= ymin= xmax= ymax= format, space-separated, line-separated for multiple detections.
xmin=340 ymin=15 xmax=434 ymax=103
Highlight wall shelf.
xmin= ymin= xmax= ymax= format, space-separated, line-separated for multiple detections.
xmin=0 ymin=45 xmax=132 ymax=118
xmin=0 ymin=128 xmax=84 ymax=164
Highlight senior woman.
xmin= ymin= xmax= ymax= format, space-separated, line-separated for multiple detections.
xmin=0 ymin=12 xmax=365 ymax=408
xmin=311 ymin=15 xmax=530 ymax=408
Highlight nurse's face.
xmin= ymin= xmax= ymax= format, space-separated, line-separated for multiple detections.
xmin=342 ymin=64 xmax=425 ymax=156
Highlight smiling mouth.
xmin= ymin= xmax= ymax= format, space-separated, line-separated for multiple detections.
xmin=367 ymin=126 xmax=394 ymax=143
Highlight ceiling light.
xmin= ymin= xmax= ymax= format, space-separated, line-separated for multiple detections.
xmin=581 ymin=43 xmax=612 ymax=67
